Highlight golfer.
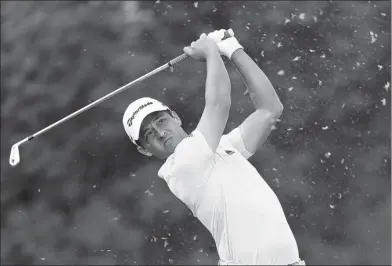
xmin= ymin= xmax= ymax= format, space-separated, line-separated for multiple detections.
xmin=122 ymin=29 xmax=305 ymax=265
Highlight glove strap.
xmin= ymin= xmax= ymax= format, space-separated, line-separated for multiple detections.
xmin=224 ymin=38 xmax=244 ymax=59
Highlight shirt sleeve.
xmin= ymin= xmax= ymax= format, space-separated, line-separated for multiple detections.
xmin=223 ymin=127 xmax=254 ymax=159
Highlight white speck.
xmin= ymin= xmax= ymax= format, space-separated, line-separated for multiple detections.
xmin=309 ymin=49 xmax=315 ymax=52
xmin=130 ymin=173 xmax=136 ymax=177
xmin=318 ymin=80 xmax=322 ymax=86
xmin=381 ymin=99 xmax=386 ymax=106
xmin=284 ymin=18 xmax=291 ymax=25
xmin=356 ymin=62 xmax=361 ymax=67
xmin=329 ymin=204 xmax=336 ymax=209
xmin=193 ymin=235 xmax=198 ymax=240
xmin=261 ymin=50 xmax=264 ymax=57
xmin=320 ymin=53 xmax=326 ymax=58
xmin=152 ymin=236 xmax=157 ymax=242
xmin=313 ymin=15 xmax=318 ymax=22
xmin=41 ymin=258 xmax=46 ymax=261
xmin=338 ymin=193 xmax=342 ymax=199
xmin=38 ymin=189 xmax=40 ymax=192
xmin=292 ymin=56 xmax=301 ymax=61
xmin=325 ymin=152 xmax=331 ymax=158
xmin=113 ymin=217 xmax=119 ymax=221
xmin=299 ymin=13 xmax=306 ymax=20
xmin=377 ymin=65 xmax=383 ymax=70
xmin=384 ymin=82 xmax=390 ymax=91
xmin=287 ymin=127 xmax=292 ymax=131
xmin=277 ymin=42 xmax=282 ymax=47
xmin=381 ymin=13 xmax=386 ymax=16
xmin=341 ymin=158 xmax=344 ymax=164
xmin=163 ymin=210 xmax=170 ymax=213
xmin=322 ymin=126 xmax=329 ymax=130
xmin=155 ymin=0 xmax=160 ymax=3
xmin=169 ymin=258 xmax=174 ymax=263
xmin=370 ymin=31 xmax=378 ymax=43
xmin=93 ymin=185 xmax=97 ymax=188
xmin=83 ymin=49 xmax=86 ymax=52
xmin=144 ymin=189 xmax=154 ymax=196
xmin=292 ymin=76 xmax=297 ymax=80
xmin=278 ymin=70 xmax=285 ymax=76
xmin=288 ymin=86 xmax=293 ymax=91
xmin=193 ymin=2 xmax=198 ymax=8
xmin=199 ymin=248 xmax=204 ymax=253
xmin=342 ymin=103 xmax=346 ymax=108
xmin=245 ymin=25 xmax=250 ymax=30
xmin=164 ymin=240 xmax=169 ymax=248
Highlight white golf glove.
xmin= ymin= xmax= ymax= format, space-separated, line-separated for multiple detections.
xmin=207 ymin=29 xmax=243 ymax=59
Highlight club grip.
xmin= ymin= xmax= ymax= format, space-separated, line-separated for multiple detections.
xmin=168 ymin=29 xmax=234 ymax=67
xmin=168 ymin=53 xmax=188 ymax=66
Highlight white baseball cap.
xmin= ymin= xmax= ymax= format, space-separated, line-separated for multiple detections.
xmin=122 ymin=97 xmax=170 ymax=146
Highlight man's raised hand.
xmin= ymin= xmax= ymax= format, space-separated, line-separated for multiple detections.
xmin=207 ymin=29 xmax=243 ymax=59
xmin=183 ymin=33 xmax=220 ymax=61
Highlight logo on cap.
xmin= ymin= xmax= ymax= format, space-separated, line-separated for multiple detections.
xmin=127 ymin=101 xmax=153 ymax=127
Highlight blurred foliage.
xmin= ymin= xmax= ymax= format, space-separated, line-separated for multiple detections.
xmin=1 ymin=1 xmax=391 ymax=265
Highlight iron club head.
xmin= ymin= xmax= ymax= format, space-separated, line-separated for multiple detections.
xmin=9 ymin=143 xmax=21 ymax=167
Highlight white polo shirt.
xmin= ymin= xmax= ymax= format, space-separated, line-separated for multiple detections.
xmin=158 ymin=128 xmax=300 ymax=265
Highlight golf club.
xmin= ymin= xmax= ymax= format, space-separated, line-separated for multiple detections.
xmin=9 ymin=29 xmax=234 ymax=167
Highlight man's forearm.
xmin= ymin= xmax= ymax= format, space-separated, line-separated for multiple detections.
xmin=205 ymin=49 xmax=231 ymax=106
xmin=231 ymin=49 xmax=282 ymax=112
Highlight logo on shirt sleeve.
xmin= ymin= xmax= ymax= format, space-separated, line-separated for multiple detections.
xmin=225 ymin=150 xmax=235 ymax=155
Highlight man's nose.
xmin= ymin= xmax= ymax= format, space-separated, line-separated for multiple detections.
xmin=152 ymin=125 xmax=166 ymax=138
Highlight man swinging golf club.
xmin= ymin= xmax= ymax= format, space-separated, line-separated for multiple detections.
xmin=123 ymin=29 xmax=305 ymax=265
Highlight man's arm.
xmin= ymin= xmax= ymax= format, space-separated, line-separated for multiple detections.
xmin=196 ymin=45 xmax=231 ymax=152
xmin=231 ymin=48 xmax=283 ymax=155
xmin=183 ymin=34 xmax=231 ymax=153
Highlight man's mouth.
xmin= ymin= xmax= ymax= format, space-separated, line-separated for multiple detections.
xmin=164 ymin=137 xmax=172 ymax=146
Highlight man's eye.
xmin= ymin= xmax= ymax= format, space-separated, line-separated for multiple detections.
xmin=145 ymin=132 xmax=152 ymax=139
xmin=158 ymin=118 xmax=165 ymax=124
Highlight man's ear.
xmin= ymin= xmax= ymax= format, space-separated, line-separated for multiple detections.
xmin=137 ymin=145 xmax=153 ymax=157
xmin=170 ymin=111 xmax=182 ymax=126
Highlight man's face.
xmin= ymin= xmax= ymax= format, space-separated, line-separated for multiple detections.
xmin=137 ymin=111 xmax=186 ymax=159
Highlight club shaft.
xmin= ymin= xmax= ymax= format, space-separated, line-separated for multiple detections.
xmin=25 ymin=53 xmax=188 ymax=142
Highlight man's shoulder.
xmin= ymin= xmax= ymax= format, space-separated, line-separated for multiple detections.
xmin=157 ymin=129 xmax=216 ymax=180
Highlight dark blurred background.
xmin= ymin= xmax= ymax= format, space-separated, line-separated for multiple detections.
xmin=1 ymin=1 xmax=391 ymax=265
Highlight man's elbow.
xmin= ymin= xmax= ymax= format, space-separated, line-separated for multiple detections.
xmin=274 ymin=102 xmax=284 ymax=118
xmin=265 ymin=100 xmax=283 ymax=119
